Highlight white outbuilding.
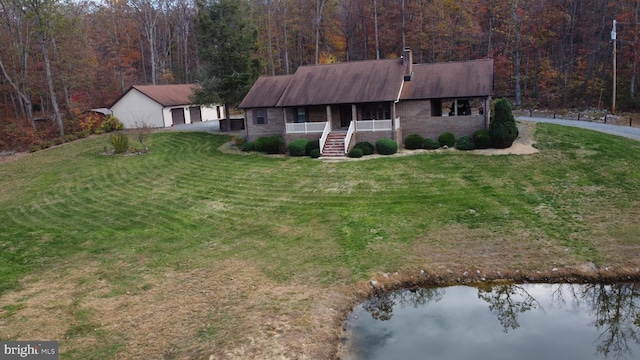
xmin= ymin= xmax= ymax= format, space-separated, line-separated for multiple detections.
xmin=110 ymin=84 xmax=224 ymax=128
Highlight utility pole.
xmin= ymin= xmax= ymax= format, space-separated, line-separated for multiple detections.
xmin=612 ymin=19 xmax=617 ymax=115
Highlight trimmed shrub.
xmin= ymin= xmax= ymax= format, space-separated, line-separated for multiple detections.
xmin=100 ymin=115 xmax=124 ymax=133
xmin=110 ymin=133 xmax=129 ymax=154
xmin=241 ymin=141 xmax=255 ymax=152
xmin=288 ymin=139 xmax=309 ymax=156
xmin=29 ymin=144 xmax=40 ymax=153
xmin=254 ymin=135 xmax=285 ymax=154
xmin=405 ymin=133 xmax=425 ymax=150
xmin=376 ymin=138 xmax=398 ymax=155
xmin=490 ymin=98 xmax=519 ymax=148
xmin=53 ymin=137 xmax=64 ymax=145
xmin=424 ymin=138 xmax=440 ymax=150
xmin=438 ymin=132 xmax=455 ymax=147
xmin=309 ymin=148 xmax=321 ymax=158
xmin=455 ymin=136 xmax=476 ymax=150
xmin=348 ymin=148 xmax=363 ymax=158
xmin=305 ymin=139 xmax=320 ymax=155
xmin=473 ymin=129 xmax=492 ymax=149
xmin=354 ymin=141 xmax=374 ymax=155
xmin=64 ymin=134 xmax=77 ymax=143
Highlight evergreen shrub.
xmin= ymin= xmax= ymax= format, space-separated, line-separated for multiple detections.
xmin=490 ymin=98 xmax=519 ymax=148
xmin=255 ymin=135 xmax=285 ymax=154
xmin=473 ymin=129 xmax=493 ymax=149
xmin=305 ymin=139 xmax=320 ymax=155
xmin=405 ymin=133 xmax=425 ymax=150
xmin=241 ymin=141 xmax=255 ymax=152
xmin=376 ymin=138 xmax=398 ymax=155
xmin=348 ymin=148 xmax=363 ymax=158
xmin=354 ymin=141 xmax=374 ymax=155
xmin=424 ymin=138 xmax=440 ymax=150
xmin=455 ymin=136 xmax=476 ymax=150
xmin=438 ymin=132 xmax=455 ymax=147
xmin=288 ymin=139 xmax=309 ymax=156
xmin=309 ymin=148 xmax=321 ymax=158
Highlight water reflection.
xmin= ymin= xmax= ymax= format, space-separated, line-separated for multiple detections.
xmin=343 ymin=283 xmax=640 ymax=360
xmin=477 ymin=284 xmax=542 ymax=332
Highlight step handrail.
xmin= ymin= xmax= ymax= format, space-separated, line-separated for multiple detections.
xmin=344 ymin=121 xmax=355 ymax=154
xmin=319 ymin=121 xmax=331 ymax=153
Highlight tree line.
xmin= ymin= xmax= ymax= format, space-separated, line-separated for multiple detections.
xmin=0 ymin=0 xmax=637 ymax=142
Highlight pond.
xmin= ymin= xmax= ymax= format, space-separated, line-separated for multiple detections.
xmin=342 ymin=283 xmax=640 ymax=360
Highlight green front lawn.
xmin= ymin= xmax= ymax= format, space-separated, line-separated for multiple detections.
xmin=1 ymin=123 xmax=639 ymax=358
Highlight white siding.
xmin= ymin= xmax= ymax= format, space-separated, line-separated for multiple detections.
xmin=201 ymin=105 xmax=224 ymax=121
xmin=111 ymin=89 xmax=164 ymax=128
xmin=111 ymin=88 xmax=225 ymax=128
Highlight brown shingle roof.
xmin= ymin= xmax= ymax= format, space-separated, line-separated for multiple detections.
xmin=110 ymin=84 xmax=200 ymax=108
xmin=239 ymin=75 xmax=293 ymax=108
xmin=401 ymin=59 xmax=494 ymax=100
xmin=239 ymin=58 xmax=493 ymax=109
xmin=276 ymin=59 xmax=406 ymax=107
xmin=133 ymin=84 xmax=200 ymax=106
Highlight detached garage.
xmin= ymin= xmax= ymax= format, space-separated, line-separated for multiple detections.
xmin=110 ymin=84 xmax=224 ymax=128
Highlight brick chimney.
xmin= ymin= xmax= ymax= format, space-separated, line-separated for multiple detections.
xmin=403 ymin=47 xmax=413 ymax=81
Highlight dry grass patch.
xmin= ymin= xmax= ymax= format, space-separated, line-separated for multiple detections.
xmin=0 ymin=259 xmax=361 ymax=359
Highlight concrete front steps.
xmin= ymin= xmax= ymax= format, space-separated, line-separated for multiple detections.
xmin=321 ymin=132 xmax=347 ymax=158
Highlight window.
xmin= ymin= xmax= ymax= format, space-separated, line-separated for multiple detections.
xmin=295 ymin=107 xmax=307 ymax=123
xmin=431 ymin=99 xmax=443 ymax=116
xmin=362 ymin=103 xmax=390 ymax=120
xmin=254 ymin=109 xmax=267 ymax=124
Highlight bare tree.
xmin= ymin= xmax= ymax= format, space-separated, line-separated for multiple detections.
xmin=0 ymin=0 xmax=36 ymax=127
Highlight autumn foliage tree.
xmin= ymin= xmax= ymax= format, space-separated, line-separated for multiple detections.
xmin=3 ymin=0 xmax=640 ymax=152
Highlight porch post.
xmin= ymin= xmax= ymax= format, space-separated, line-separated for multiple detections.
xmin=485 ymin=96 xmax=492 ymax=129
xmin=391 ymin=102 xmax=398 ymax=142
xmin=326 ymin=105 xmax=332 ymax=129
xmin=283 ymin=107 xmax=288 ymax=134
xmin=351 ymin=104 xmax=357 ymax=128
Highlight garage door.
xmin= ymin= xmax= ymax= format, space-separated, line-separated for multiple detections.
xmin=171 ymin=108 xmax=185 ymax=125
xmin=189 ymin=106 xmax=202 ymax=122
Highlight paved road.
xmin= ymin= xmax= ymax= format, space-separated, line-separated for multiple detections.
xmin=517 ymin=116 xmax=640 ymax=141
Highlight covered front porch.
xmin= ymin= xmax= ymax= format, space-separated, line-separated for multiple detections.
xmin=283 ymin=103 xmax=400 ymax=156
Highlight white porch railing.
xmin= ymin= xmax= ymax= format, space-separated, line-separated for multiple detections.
xmin=319 ymin=121 xmax=331 ymax=153
xmin=344 ymin=121 xmax=355 ymax=154
xmin=356 ymin=119 xmax=393 ymax=131
xmin=286 ymin=121 xmax=327 ymax=133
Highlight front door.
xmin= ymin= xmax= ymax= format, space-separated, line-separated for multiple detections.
xmin=340 ymin=106 xmax=351 ymax=128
